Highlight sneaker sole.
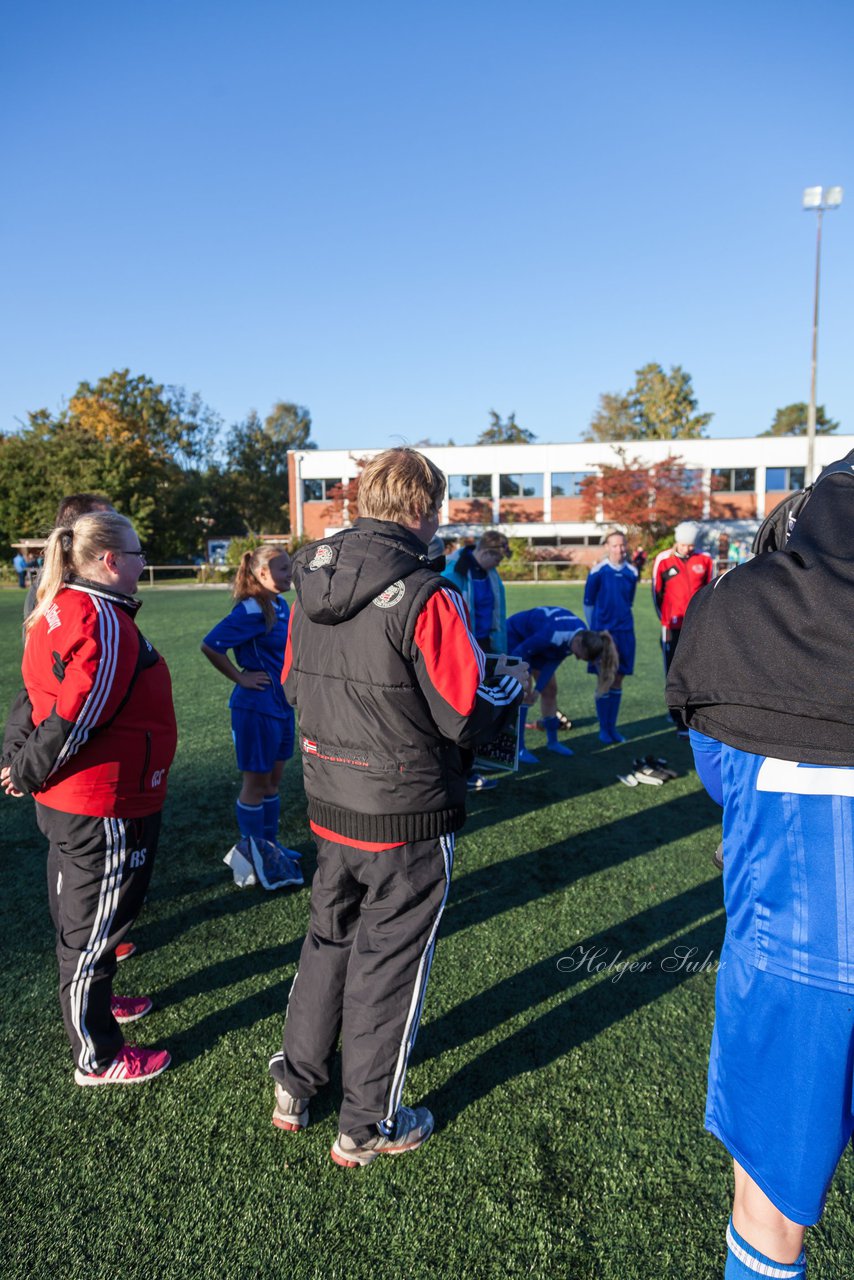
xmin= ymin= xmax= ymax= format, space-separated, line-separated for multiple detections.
xmin=112 ymin=998 xmax=153 ymax=1024
xmin=330 ymin=1127 xmax=433 ymax=1168
xmin=74 ymin=1052 xmax=171 ymax=1086
xmin=272 ymin=1110 xmax=309 ymax=1132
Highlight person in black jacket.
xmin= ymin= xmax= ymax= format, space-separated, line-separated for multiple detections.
xmin=269 ymin=447 xmax=527 ymax=1166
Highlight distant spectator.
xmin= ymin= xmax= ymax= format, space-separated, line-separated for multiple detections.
xmin=13 ymin=552 xmax=27 ymax=588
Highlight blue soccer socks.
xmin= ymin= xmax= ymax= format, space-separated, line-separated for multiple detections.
xmin=517 ymin=705 xmax=538 ymax=764
xmin=597 ymin=690 xmax=625 ymax=744
xmin=236 ymin=800 xmax=265 ymax=842
xmin=725 ymin=1219 xmax=805 ymax=1279
xmin=263 ymin=795 xmax=280 ymax=841
xmin=543 ymin=716 xmax=573 ymax=756
xmin=607 ymin=689 xmax=625 ymax=743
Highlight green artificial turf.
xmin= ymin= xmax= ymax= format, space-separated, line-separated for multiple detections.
xmin=1 ymin=584 xmax=852 ymax=1279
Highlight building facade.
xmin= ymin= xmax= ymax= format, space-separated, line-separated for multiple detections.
xmin=287 ymin=436 xmax=853 ymax=563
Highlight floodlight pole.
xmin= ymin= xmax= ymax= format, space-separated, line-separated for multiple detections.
xmin=802 ymin=185 xmax=843 ymax=484
xmin=806 ymin=206 xmax=823 ymax=485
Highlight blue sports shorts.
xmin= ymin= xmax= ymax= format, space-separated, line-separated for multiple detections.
xmin=706 ymin=940 xmax=854 ymax=1225
xmin=587 ymin=626 xmax=635 ymax=677
xmin=231 ymin=708 xmax=295 ymax=773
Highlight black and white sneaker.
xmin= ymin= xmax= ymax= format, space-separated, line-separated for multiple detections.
xmin=331 ymin=1105 xmax=434 ymax=1167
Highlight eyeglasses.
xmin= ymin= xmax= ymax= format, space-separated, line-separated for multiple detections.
xmin=99 ymin=547 xmax=147 ymax=566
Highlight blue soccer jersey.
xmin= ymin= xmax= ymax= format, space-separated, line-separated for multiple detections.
xmin=203 ymin=596 xmax=293 ymax=719
xmin=583 ymin=560 xmax=637 ymax=632
xmin=691 ymin=730 xmax=854 ymax=993
xmin=506 ymin=607 xmax=585 ymax=690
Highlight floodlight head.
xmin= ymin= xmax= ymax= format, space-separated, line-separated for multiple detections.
xmin=803 ymin=185 xmax=844 ymax=210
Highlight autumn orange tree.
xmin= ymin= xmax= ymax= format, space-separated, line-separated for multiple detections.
xmin=580 ymin=449 xmax=704 ymax=550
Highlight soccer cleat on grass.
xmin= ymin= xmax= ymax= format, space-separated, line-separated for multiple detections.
xmin=636 ymin=755 xmax=678 ymax=780
xmin=546 ymin=742 xmax=574 ymax=757
xmin=115 ymin=941 xmax=137 ymax=963
xmin=330 ymin=1105 xmax=434 ymax=1167
xmin=272 ymin=1083 xmax=310 ymax=1132
xmin=518 ymin=747 xmax=539 ymax=765
xmin=110 ymin=994 xmax=153 ymax=1024
xmin=467 ymin=773 xmax=497 ymax=791
xmin=74 ymin=1044 xmax=170 ymax=1087
xmin=632 ymin=765 xmax=666 ymax=786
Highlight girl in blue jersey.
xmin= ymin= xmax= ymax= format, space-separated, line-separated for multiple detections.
xmin=666 ymin=456 xmax=854 ymax=1280
xmin=583 ymin=531 xmax=637 ymax=743
xmin=506 ymin=606 xmax=618 ymax=762
xmin=201 ymin=545 xmax=300 ymax=867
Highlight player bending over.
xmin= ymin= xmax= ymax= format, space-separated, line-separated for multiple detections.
xmin=506 ymin=606 xmax=618 ymax=762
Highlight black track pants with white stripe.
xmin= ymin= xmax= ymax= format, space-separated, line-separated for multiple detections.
xmin=270 ymin=832 xmax=453 ymax=1145
xmin=37 ymin=807 xmax=161 ymax=1073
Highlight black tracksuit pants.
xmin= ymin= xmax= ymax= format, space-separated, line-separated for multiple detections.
xmin=662 ymin=628 xmax=687 ymax=730
xmin=37 ymin=806 xmax=160 ymax=1073
xmin=270 ymin=831 xmax=454 ymax=1145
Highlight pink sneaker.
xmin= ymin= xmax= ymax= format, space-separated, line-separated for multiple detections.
xmin=115 ymin=941 xmax=137 ymax=963
xmin=110 ymin=994 xmax=153 ymax=1024
xmin=74 ymin=1045 xmax=171 ymax=1087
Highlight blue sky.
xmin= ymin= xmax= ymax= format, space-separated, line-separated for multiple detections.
xmin=2 ymin=0 xmax=852 ymax=450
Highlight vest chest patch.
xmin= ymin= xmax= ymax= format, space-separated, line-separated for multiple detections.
xmin=372 ymin=580 xmax=406 ymax=609
xmin=308 ymin=545 xmax=334 ymax=571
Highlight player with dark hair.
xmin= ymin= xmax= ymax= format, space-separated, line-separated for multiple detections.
xmin=201 ymin=544 xmax=301 ymax=885
xmin=584 ymin=530 xmax=637 ymax=744
xmin=667 ymin=461 xmax=854 ymax=1278
xmin=506 ymin=606 xmax=619 ymax=762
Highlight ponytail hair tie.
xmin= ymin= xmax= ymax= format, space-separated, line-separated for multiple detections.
xmin=60 ymin=532 xmax=73 ymax=552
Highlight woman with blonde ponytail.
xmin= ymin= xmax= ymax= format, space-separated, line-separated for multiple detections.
xmin=200 ymin=544 xmax=302 ymax=886
xmin=1 ymin=511 xmax=177 ymax=1086
xmin=505 ymin=606 xmax=619 ymax=763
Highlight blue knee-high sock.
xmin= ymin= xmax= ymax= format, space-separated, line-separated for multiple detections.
xmin=544 ymin=715 xmax=560 ymax=747
xmin=725 ymin=1218 xmax=805 ymax=1279
xmin=607 ymin=690 xmax=622 ymax=734
xmin=236 ymin=801 xmax=264 ymax=842
xmin=596 ymin=694 xmax=610 ymax=735
xmin=519 ymin=704 xmax=529 ymax=749
xmin=262 ymin=795 xmax=280 ymax=841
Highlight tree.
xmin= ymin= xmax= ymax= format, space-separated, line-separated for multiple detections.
xmin=759 ymin=403 xmax=839 ymax=436
xmin=580 ymin=448 xmax=704 ymax=550
xmin=476 ymin=411 xmax=536 ymax=445
xmin=584 ymin=363 xmax=712 ymax=442
xmin=0 ymin=370 xmax=225 ymax=561
xmin=225 ymin=403 xmax=315 ymax=534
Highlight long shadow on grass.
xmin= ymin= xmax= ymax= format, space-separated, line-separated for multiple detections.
xmin=424 ymin=879 xmax=722 ymax=1064
xmin=443 ymin=789 xmax=720 ymax=941
xmin=424 ymin=910 xmax=725 ymax=1129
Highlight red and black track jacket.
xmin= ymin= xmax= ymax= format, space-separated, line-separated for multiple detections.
xmin=652 ymin=549 xmax=714 ymax=631
xmin=3 ymin=580 xmax=177 ymax=818
xmin=283 ymin=519 xmax=524 ymax=844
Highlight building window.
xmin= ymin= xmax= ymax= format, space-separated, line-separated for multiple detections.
xmin=766 ymin=466 xmax=806 ymax=490
xmin=712 ymin=467 xmax=756 ymax=493
xmin=302 ymin=478 xmax=342 ymax=502
xmin=551 ymin=472 xmax=592 ymax=497
xmin=448 ymin=474 xmax=492 ymax=500
xmin=500 ymin=473 xmax=543 ymax=498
